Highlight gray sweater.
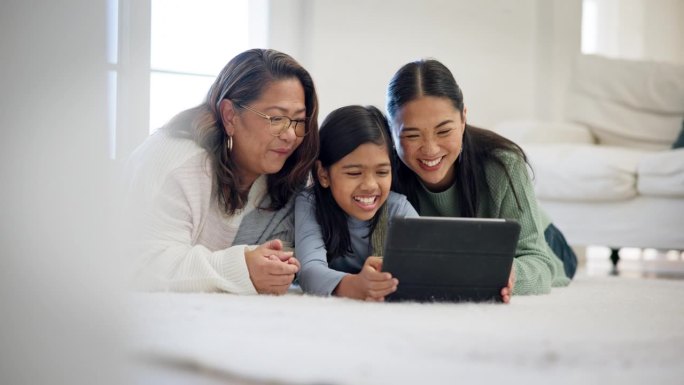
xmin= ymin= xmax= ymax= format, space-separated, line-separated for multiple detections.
xmin=295 ymin=190 xmax=418 ymax=296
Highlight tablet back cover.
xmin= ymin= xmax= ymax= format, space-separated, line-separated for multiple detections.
xmin=383 ymin=217 xmax=520 ymax=302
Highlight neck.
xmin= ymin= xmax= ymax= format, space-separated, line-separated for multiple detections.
xmin=237 ymin=172 xmax=260 ymax=192
xmin=422 ymin=164 xmax=456 ymax=193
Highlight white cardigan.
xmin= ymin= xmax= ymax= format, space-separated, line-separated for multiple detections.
xmin=124 ymin=131 xmax=266 ymax=294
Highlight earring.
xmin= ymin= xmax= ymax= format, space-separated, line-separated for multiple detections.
xmin=226 ymin=135 xmax=233 ymax=153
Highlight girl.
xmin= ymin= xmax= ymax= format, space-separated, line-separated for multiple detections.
xmin=295 ymin=105 xmax=418 ymax=300
xmin=385 ymin=59 xmax=576 ymax=302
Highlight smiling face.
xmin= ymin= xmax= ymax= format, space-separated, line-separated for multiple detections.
xmin=221 ymin=78 xmax=306 ymax=188
xmin=391 ymin=96 xmax=466 ymax=192
xmin=317 ymin=143 xmax=392 ymax=221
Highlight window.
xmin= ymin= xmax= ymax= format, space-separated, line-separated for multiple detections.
xmin=108 ymin=0 xmax=267 ymax=159
xmin=150 ymin=0 xmax=251 ymax=133
xmin=581 ymin=0 xmax=684 ymax=63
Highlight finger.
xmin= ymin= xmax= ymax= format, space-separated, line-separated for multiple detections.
xmin=287 ymin=257 xmax=301 ymax=269
xmin=265 ymin=260 xmax=299 ymax=275
xmin=268 ymin=274 xmax=295 ymax=287
xmin=268 ymin=250 xmax=294 ymax=262
xmin=265 ymin=239 xmax=283 ymax=251
xmin=365 ymin=256 xmax=383 ymax=271
xmin=369 ymin=283 xmax=398 ymax=298
xmin=363 ymin=266 xmax=392 ymax=281
xmin=368 ymin=278 xmax=397 ymax=292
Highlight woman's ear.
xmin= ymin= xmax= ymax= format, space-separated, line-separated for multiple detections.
xmin=219 ymin=99 xmax=236 ymax=136
xmin=316 ymin=160 xmax=330 ymax=188
xmin=461 ymin=106 xmax=468 ymax=126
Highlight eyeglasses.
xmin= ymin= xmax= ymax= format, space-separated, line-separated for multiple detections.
xmin=234 ymin=102 xmax=309 ymax=137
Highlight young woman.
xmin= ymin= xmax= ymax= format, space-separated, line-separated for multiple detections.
xmin=125 ymin=49 xmax=319 ymax=295
xmin=385 ymin=59 xmax=576 ymax=301
xmin=295 ymin=105 xmax=418 ymax=300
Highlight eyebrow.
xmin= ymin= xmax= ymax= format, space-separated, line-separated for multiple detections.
xmin=341 ymin=162 xmax=392 ymax=169
xmin=265 ymin=106 xmax=307 ymax=116
xmin=402 ymin=119 xmax=455 ymax=132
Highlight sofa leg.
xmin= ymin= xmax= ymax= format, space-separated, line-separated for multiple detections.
xmin=609 ymin=248 xmax=620 ymax=275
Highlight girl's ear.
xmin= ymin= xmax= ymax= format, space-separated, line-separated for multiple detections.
xmin=219 ymin=99 xmax=237 ymax=136
xmin=316 ymin=160 xmax=330 ymax=188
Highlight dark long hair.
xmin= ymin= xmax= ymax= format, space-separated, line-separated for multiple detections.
xmin=386 ymin=59 xmax=526 ymax=216
xmin=165 ymin=49 xmax=319 ymax=214
xmin=312 ymin=105 xmax=392 ymax=261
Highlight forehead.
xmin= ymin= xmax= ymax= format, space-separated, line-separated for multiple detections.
xmin=253 ymin=78 xmax=306 ymax=113
xmin=395 ymin=96 xmax=461 ymax=129
xmin=336 ymin=143 xmax=390 ymax=166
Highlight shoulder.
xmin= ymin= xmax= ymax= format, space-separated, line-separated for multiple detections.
xmin=483 ymin=149 xmax=529 ymax=180
xmin=295 ymin=188 xmax=316 ymax=206
xmin=386 ymin=191 xmax=419 ymax=217
xmin=294 ymin=188 xmax=317 ymax=219
xmin=124 ymin=130 xmax=211 ymax=204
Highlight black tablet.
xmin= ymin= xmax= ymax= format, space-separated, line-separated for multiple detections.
xmin=382 ymin=216 xmax=520 ymax=303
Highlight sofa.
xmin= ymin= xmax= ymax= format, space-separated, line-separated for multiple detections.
xmin=494 ymin=55 xmax=684 ymax=268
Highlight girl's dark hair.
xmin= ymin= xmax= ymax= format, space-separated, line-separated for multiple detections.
xmin=386 ymin=59 xmax=527 ymax=216
xmin=312 ymin=105 xmax=392 ymax=261
xmin=165 ymin=48 xmax=319 ymax=214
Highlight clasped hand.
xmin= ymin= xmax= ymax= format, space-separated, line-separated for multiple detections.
xmin=244 ymin=239 xmax=300 ymax=295
xmin=334 ymin=256 xmax=398 ymax=301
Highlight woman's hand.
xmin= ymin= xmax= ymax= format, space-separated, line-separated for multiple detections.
xmin=334 ymin=256 xmax=398 ymax=301
xmin=500 ymin=265 xmax=515 ymax=304
xmin=245 ymin=239 xmax=299 ymax=295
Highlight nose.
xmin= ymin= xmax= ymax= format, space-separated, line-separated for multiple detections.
xmin=420 ymin=136 xmax=439 ymax=156
xmin=360 ymin=173 xmax=378 ymax=191
xmin=278 ymin=121 xmax=297 ymax=141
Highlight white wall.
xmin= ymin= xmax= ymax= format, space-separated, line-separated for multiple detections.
xmin=0 ymin=1 xmax=123 ymax=383
xmin=270 ymin=0 xmax=582 ymax=126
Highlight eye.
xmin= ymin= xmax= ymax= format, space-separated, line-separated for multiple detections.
xmin=345 ymin=172 xmax=362 ymax=177
xmin=270 ymin=116 xmax=287 ymax=124
xmin=377 ymin=170 xmax=390 ymax=177
xmin=436 ymin=128 xmax=453 ymax=137
xmin=400 ymin=134 xmax=420 ymax=140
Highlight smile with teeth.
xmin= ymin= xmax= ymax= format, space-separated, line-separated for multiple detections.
xmin=420 ymin=156 xmax=443 ymax=167
xmin=353 ymin=195 xmax=378 ymax=206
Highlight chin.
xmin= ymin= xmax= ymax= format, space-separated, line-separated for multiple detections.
xmin=265 ymin=163 xmax=287 ymax=175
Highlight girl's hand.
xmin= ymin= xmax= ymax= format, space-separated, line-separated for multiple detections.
xmin=500 ymin=265 xmax=515 ymax=304
xmin=245 ymin=239 xmax=299 ymax=295
xmin=334 ymin=256 xmax=398 ymax=301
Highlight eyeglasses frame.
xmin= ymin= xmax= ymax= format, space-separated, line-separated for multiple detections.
xmin=233 ymin=101 xmax=309 ymax=137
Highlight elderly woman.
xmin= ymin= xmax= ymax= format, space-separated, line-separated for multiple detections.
xmin=125 ymin=49 xmax=319 ymax=295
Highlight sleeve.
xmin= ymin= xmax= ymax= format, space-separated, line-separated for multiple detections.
xmin=133 ymin=167 xmax=257 ymax=294
xmin=388 ymin=192 xmax=419 ymax=218
xmin=294 ymin=192 xmax=347 ymax=296
xmin=488 ymin=154 xmax=569 ymax=295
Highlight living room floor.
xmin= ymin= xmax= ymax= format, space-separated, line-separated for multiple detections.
xmin=580 ymin=246 xmax=684 ymax=280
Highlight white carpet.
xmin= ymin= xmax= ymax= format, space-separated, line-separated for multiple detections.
xmin=128 ymin=275 xmax=684 ymax=385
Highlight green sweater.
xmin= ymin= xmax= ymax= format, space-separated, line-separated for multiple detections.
xmin=416 ymin=151 xmax=570 ymax=295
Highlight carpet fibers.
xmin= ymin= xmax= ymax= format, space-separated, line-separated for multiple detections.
xmin=128 ymin=275 xmax=684 ymax=385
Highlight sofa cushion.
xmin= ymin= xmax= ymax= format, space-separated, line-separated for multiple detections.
xmin=566 ymin=92 xmax=682 ymax=151
xmin=493 ymin=120 xmax=595 ymax=145
xmin=565 ymin=55 xmax=684 ymax=151
xmin=637 ymin=148 xmax=684 ymax=198
xmin=524 ymin=144 xmax=647 ymax=202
